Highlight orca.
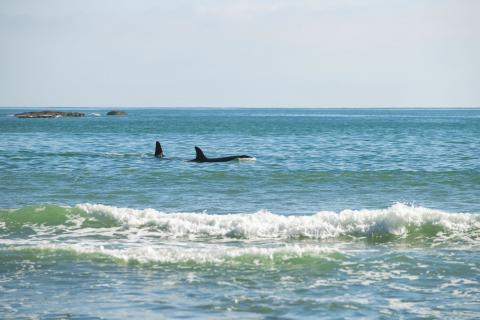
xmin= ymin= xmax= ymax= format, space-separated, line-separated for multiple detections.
xmin=190 ymin=146 xmax=254 ymax=163
xmin=154 ymin=141 xmax=164 ymax=158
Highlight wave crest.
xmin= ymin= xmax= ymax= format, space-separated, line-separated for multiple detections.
xmin=1 ymin=203 xmax=479 ymax=241
xmin=9 ymin=243 xmax=343 ymax=265
xmin=76 ymin=203 xmax=480 ymax=241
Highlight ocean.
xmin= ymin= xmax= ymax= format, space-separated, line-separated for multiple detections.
xmin=1 ymin=108 xmax=479 ymax=319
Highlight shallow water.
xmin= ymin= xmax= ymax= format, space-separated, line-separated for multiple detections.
xmin=1 ymin=108 xmax=479 ymax=319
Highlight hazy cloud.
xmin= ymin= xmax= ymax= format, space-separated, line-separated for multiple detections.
xmin=0 ymin=0 xmax=479 ymax=107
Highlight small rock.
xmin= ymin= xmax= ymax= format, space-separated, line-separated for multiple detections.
xmin=106 ymin=110 xmax=128 ymax=116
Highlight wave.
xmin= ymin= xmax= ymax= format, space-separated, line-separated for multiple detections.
xmin=6 ymin=243 xmax=345 ymax=265
xmin=1 ymin=203 xmax=479 ymax=242
xmin=2 ymin=203 xmax=479 ymax=266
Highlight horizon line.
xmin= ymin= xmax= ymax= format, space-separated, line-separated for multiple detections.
xmin=1 ymin=105 xmax=479 ymax=110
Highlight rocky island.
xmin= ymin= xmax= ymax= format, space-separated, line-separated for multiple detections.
xmin=106 ymin=110 xmax=128 ymax=116
xmin=15 ymin=111 xmax=85 ymax=118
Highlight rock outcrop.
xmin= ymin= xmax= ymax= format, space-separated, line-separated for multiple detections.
xmin=15 ymin=111 xmax=85 ymax=118
xmin=106 ymin=110 xmax=128 ymax=116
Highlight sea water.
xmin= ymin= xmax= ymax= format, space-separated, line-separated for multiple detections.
xmin=0 ymin=108 xmax=479 ymax=319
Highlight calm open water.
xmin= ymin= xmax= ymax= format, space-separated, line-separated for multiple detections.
xmin=1 ymin=108 xmax=479 ymax=319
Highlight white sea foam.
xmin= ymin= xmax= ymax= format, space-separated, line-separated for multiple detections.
xmin=75 ymin=203 xmax=480 ymax=240
xmin=18 ymin=243 xmax=340 ymax=264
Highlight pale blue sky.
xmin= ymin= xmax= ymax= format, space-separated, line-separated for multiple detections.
xmin=0 ymin=0 xmax=479 ymax=107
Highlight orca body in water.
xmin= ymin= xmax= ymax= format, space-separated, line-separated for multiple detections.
xmin=154 ymin=141 xmax=164 ymax=158
xmin=190 ymin=146 xmax=254 ymax=163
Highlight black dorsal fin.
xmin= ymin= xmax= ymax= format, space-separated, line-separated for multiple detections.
xmin=194 ymin=146 xmax=207 ymax=161
xmin=155 ymin=141 xmax=164 ymax=158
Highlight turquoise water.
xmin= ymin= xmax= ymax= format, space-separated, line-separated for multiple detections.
xmin=1 ymin=108 xmax=479 ymax=319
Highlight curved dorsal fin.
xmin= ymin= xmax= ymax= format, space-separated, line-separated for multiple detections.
xmin=194 ymin=146 xmax=207 ymax=161
xmin=155 ymin=141 xmax=164 ymax=158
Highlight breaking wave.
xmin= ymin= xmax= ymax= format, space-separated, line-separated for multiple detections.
xmin=6 ymin=244 xmax=345 ymax=266
xmin=1 ymin=203 xmax=479 ymax=241
xmin=1 ymin=203 xmax=479 ymax=265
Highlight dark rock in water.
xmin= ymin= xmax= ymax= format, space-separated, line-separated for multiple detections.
xmin=15 ymin=111 xmax=85 ymax=118
xmin=106 ymin=110 xmax=128 ymax=116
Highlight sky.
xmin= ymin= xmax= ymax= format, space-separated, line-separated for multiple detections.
xmin=0 ymin=0 xmax=479 ymax=108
